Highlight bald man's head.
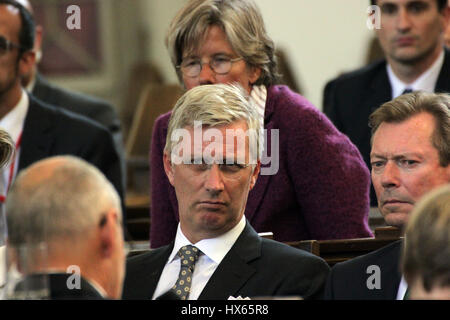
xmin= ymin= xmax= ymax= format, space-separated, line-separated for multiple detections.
xmin=6 ymin=156 xmax=122 ymax=245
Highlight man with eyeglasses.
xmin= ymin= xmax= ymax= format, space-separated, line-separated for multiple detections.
xmin=0 ymin=0 xmax=123 ymax=221
xmin=122 ymin=84 xmax=330 ymax=300
xmin=5 ymin=156 xmax=126 ymax=299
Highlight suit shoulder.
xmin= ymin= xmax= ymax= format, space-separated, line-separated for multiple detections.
xmin=261 ymin=238 xmax=329 ymax=270
xmin=332 ymin=240 xmax=402 ymax=274
xmin=29 ymin=96 xmax=110 ymax=135
xmin=41 ymin=80 xmax=114 ymax=110
xmin=126 ymin=246 xmax=169 ymax=271
xmin=326 ymin=59 xmax=387 ymax=88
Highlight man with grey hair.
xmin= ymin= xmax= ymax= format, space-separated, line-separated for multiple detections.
xmin=325 ymin=91 xmax=450 ymax=300
xmin=123 ymin=84 xmax=329 ymax=300
xmin=324 ymin=0 xmax=450 ymax=206
xmin=5 ymin=155 xmax=126 ymax=299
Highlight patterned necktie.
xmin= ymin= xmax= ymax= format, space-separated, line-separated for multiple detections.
xmin=171 ymin=245 xmax=201 ymax=300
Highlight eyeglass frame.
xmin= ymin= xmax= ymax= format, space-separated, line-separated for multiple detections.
xmin=176 ymin=55 xmax=244 ymax=78
xmin=0 ymin=36 xmax=22 ymax=55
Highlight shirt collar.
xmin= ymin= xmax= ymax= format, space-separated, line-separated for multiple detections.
xmin=0 ymin=89 xmax=29 ymax=144
xmin=396 ymin=276 xmax=408 ymax=300
xmin=170 ymin=215 xmax=246 ymax=265
xmin=387 ymin=49 xmax=445 ymax=99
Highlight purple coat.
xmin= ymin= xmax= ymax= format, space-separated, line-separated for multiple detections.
xmin=150 ymin=85 xmax=372 ymax=248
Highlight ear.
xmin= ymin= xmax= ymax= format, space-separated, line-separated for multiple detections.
xmin=34 ymin=25 xmax=43 ymax=52
xmin=98 ymin=209 xmax=120 ymax=259
xmin=248 ymin=66 xmax=262 ymax=86
xmin=249 ymin=160 xmax=260 ymax=190
xmin=18 ymin=50 xmax=36 ymax=77
xmin=163 ymin=151 xmax=175 ymax=187
xmin=442 ymin=5 xmax=450 ymax=30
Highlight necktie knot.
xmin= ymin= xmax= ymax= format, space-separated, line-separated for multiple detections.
xmin=402 ymin=88 xmax=413 ymax=95
xmin=177 ymin=245 xmax=201 ymax=270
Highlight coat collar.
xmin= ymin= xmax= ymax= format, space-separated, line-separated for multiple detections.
xmin=435 ymin=48 xmax=450 ymax=93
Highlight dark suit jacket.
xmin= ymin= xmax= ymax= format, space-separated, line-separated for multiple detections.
xmin=32 ymin=73 xmax=125 ymax=190
xmin=16 ymin=273 xmax=104 ymax=299
xmin=324 ymin=240 xmax=403 ymax=300
xmin=19 ymin=94 xmax=124 ymax=204
xmin=323 ymin=49 xmax=450 ymax=205
xmin=123 ymin=222 xmax=330 ymax=300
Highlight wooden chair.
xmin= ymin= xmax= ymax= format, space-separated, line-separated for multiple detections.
xmin=120 ymin=61 xmax=165 ymax=140
xmin=125 ymin=83 xmax=185 ymax=194
xmin=286 ymin=227 xmax=402 ymax=266
xmin=125 ymin=83 xmax=184 ymax=241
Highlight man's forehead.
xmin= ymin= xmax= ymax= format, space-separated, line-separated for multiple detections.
xmin=372 ymin=114 xmax=438 ymax=155
xmin=0 ymin=5 xmax=22 ymax=38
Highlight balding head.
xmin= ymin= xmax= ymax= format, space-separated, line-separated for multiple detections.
xmin=7 ymin=155 xmax=122 ymax=245
xmin=6 ymin=156 xmax=125 ymax=299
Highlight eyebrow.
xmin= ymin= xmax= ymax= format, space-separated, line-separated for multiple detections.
xmin=370 ymin=153 xmax=423 ymax=160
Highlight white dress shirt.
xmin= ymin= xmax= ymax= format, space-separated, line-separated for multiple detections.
xmin=396 ymin=276 xmax=408 ymax=300
xmin=152 ymin=215 xmax=246 ymax=300
xmin=0 ymin=89 xmax=29 ymax=199
xmin=387 ymin=50 xmax=444 ymax=99
xmin=0 ymin=89 xmax=29 ymax=291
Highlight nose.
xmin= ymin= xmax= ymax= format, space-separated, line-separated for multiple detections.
xmin=380 ymin=162 xmax=401 ymax=189
xmin=204 ymin=164 xmax=224 ymax=195
xmin=396 ymin=7 xmax=412 ymax=32
xmin=198 ymin=62 xmax=216 ymax=85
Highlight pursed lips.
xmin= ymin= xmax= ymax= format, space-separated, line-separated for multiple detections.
xmin=382 ymin=199 xmax=412 ymax=206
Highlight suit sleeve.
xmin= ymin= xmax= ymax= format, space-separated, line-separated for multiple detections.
xmin=150 ymin=115 xmax=179 ymax=248
xmin=285 ymin=102 xmax=372 ymax=240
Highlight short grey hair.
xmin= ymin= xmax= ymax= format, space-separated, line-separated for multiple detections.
xmin=6 ymin=156 xmax=122 ymax=246
xmin=166 ymin=0 xmax=279 ymax=86
xmin=165 ymin=83 xmax=261 ymax=161
xmin=0 ymin=128 xmax=14 ymax=168
xmin=369 ymin=92 xmax=450 ymax=166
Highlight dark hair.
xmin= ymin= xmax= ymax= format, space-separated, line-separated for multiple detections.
xmin=0 ymin=0 xmax=35 ymax=56
xmin=370 ymin=0 xmax=448 ymax=11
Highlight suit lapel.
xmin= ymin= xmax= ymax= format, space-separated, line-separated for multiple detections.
xmin=379 ymin=241 xmax=402 ymax=299
xmin=18 ymin=95 xmax=54 ymax=171
xmin=129 ymin=244 xmax=173 ymax=299
xmin=198 ymin=223 xmax=260 ymax=300
xmin=435 ymin=49 xmax=450 ymax=93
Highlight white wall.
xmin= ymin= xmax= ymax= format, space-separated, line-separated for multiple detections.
xmin=140 ymin=0 xmax=376 ymax=110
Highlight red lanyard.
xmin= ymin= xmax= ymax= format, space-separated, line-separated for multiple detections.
xmin=0 ymin=131 xmax=22 ymax=203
